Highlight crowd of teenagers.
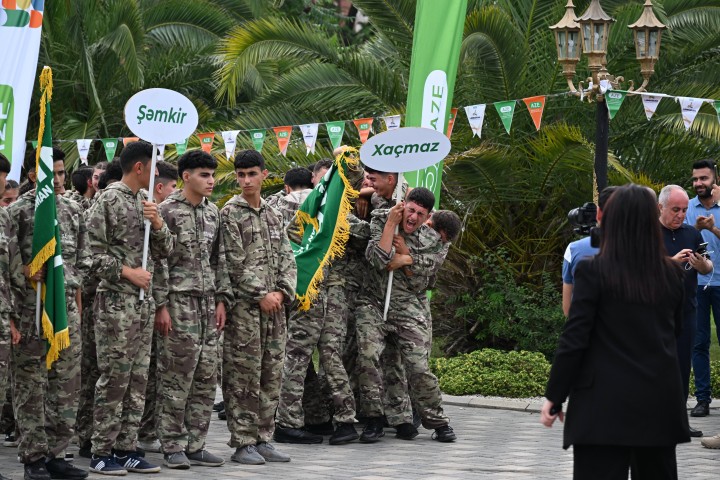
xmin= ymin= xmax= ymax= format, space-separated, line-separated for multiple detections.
xmin=0 ymin=141 xmax=462 ymax=479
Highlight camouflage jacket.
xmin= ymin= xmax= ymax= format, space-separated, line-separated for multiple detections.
xmin=264 ymin=191 xmax=285 ymax=211
xmin=8 ymin=190 xmax=92 ymax=307
xmin=0 ymin=208 xmax=24 ymax=326
xmin=370 ymin=180 xmax=409 ymax=211
xmin=362 ymin=208 xmax=444 ymax=307
xmin=64 ymin=190 xmax=93 ymax=210
xmin=220 ymin=195 xmax=296 ymax=305
xmin=276 ymin=188 xmax=312 ymax=229
xmin=156 ymin=190 xmax=233 ymax=307
xmin=85 ymin=181 xmax=172 ymax=298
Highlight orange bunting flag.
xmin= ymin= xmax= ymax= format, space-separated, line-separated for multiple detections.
xmin=123 ymin=137 xmax=139 ymax=146
xmin=197 ymin=132 xmax=215 ymax=153
xmin=353 ymin=118 xmax=373 ymax=144
xmin=446 ymin=108 xmax=458 ymax=139
xmin=523 ymin=96 xmax=546 ymax=131
xmin=273 ymin=126 xmax=293 ymax=156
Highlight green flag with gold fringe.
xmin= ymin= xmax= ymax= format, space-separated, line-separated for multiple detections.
xmin=28 ymin=66 xmax=69 ymax=369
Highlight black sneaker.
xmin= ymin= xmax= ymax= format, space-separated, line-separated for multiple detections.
xmin=273 ymin=426 xmax=323 ymax=444
xmin=329 ymin=423 xmax=359 ymax=445
xmin=212 ymin=401 xmax=224 ymax=412
xmin=218 ymin=409 xmax=226 ymax=420
xmin=89 ymin=455 xmax=127 ymax=476
xmin=691 ymin=400 xmax=710 ymax=417
xmin=396 ymin=423 xmax=419 ymax=440
xmin=113 ymin=451 xmax=160 ymax=473
xmin=412 ymin=408 xmax=422 ymax=429
xmin=359 ymin=417 xmax=385 ymax=443
xmin=24 ymin=459 xmax=51 ymax=480
xmin=432 ymin=425 xmax=457 ymax=442
xmin=305 ymin=421 xmax=334 ymax=436
xmin=78 ymin=441 xmax=92 ymax=459
xmin=3 ymin=432 xmax=17 ymax=447
xmin=45 ymin=458 xmax=88 ymax=479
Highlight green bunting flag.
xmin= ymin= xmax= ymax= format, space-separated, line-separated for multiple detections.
xmin=605 ymin=90 xmax=627 ymax=120
xmin=29 ymin=67 xmax=69 ymax=370
xmin=250 ymin=129 xmax=265 ymax=153
xmin=325 ymin=121 xmax=345 ymax=150
xmin=291 ymin=147 xmax=360 ymax=310
xmin=494 ymin=101 xmax=516 ymax=134
xmin=175 ymin=138 xmax=188 ymax=155
xmin=30 ymin=140 xmax=38 ymax=149
xmin=102 ymin=138 xmax=118 ymax=161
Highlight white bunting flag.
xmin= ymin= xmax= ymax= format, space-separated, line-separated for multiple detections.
xmin=76 ymin=139 xmax=92 ymax=165
xmin=677 ymin=97 xmax=704 ymax=130
xmin=464 ymin=104 xmax=487 ymax=138
xmin=221 ymin=130 xmax=240 ymax=160
xmin=382 ymin=115 xmax=401 ymax=131
xmin=299 ymin=123 xmax=319 ymax=155
xmin=156 ymin=144 xmax=165 ymax=161
xmin=641 ymin=95 xmax=662 ymax=121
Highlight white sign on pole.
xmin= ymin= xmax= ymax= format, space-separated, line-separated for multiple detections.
xmin=124 ymin=88 xmax=199 ymax=145
xmin=359 ymin=127 xmax=451 ymax=173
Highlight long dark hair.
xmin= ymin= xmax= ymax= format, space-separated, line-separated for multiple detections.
xmin=597 ymin=184 xmax=682 ymax=304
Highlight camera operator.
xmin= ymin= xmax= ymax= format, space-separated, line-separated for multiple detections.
xmin=562 ymin=186 xmax=618 ymax=316
xmin=659 ymin=185 xmax=712 ymax=438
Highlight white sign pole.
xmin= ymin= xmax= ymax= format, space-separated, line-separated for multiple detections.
xmin=383 ymin=172 xmax=406 ymax=321
xmin=138 ymin=145 xmax=158 ymax=301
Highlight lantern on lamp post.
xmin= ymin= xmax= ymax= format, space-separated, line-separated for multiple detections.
xmin=549 ymin=1 xmax=582 ymax=92
xmin=629 ymin=0 xmax=667 ymax=91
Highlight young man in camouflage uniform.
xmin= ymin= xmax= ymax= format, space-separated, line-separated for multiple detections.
xmin=275 ymin=167 xmax=313 ymax=228
xmin=355 ymin=188 xmax=456 ymax=444
xmin=86 ymin=141 xmax=172 ymax=475
xmin=65 ymin=166 xmax=95 ymax=210
xmin=8 ymin=151 xmax=92 ymax=480
xmin=137 ymin=160 xmax=178 ymax=454
xmin=220 ymin=150 xmax=296 ymax=465
xmin=154 ymin=151 xmax=231 ymax=469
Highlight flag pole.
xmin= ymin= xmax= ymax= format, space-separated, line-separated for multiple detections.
xmin=35 ymin=281 xmax=42 ymax=337
xmin=139 ymin=144 xmax=158 ymax=301
xmin=383 ymin=172 xmax=405 ymax=321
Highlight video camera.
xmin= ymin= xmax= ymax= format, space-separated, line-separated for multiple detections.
xmin=568 ymin=202 xmax=597 ymax=235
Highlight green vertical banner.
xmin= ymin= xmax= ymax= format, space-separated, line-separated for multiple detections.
xmin=403 ymin=0 xmax=468 ymax=206
xmin=250 ymin=129 xmax=265 ymax=153
xmin=605 ymin=90 xmax=627 ymax=120
xmin=494 ymin=101 xmax=516 ymax=134
xmin=102 ymin=138 xmax=118 ymax=161
xmin=325 ymin=121 xmax=345 ymax=150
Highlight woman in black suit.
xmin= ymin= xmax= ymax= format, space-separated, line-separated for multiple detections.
xmin=541 ymin=184 xmax=690 ymax=480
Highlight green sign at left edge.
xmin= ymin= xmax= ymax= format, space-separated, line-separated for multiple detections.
xmin=0 ymin=85 xmax=14 ymax=163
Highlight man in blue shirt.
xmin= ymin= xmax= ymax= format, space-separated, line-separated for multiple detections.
xmin=685 ymin=160 xmax=720 ymax=423
xmin=562 ymin=186 xmax=617 ymax=316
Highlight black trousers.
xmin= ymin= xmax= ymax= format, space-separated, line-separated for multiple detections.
xmin=573 ymin=445 xmax=677 ymax=480
xmin=676 ymin=309 xmax=697 ymax=399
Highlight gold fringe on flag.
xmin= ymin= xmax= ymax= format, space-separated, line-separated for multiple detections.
xmin=296 ymin=146 xmax=361 ymax=310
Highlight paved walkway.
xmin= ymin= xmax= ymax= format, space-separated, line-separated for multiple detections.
xmin=1 ymin=402 xmax=720 ymax=479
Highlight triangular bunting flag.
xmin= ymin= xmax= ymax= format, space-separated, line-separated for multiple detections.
xmin=299 ymin=123 xmax=319 ymax=155
xmin=175 ymin=139 xmax=188 ymax=156
xmin=273 ymin=126 xmax=293 ymax=156
xmin=446 ymin=108 xmax=458 ymax=139
xmin=325 ymin=121 xmax=345 ymax=150
xmin=102 ymin=138 xmax=118 ymax=161
xmin=156 ymin=144 xmax=165 ymax=161
xmin=494 ymin=101 xmax=516 ymax=134
xmin=353 ymin=118 xmax=373 ymax=144
xmin=76 ymin=139 xmax=91 ymax=165
xmin=464 ymin=104 xmax=486 ymax=138
xmin=677 ymin=97 xmax=704 ymax=131
xmin=123 ymin=137 xmax=139 ymax=146
xmin=197 ymin=132 xmax=215 ymax=153
xmin=250 ymin=129 xmax=266 ymax=153
xmin=221 ymin=130 xmax=240 ymax=160
xmin=383 ymin=115 xmax=401 ymax=131
xmin=715 ymin=101 xmax=720 ymax=126
xmin=523 ymin=96 xmax=546 ymax=131
xmin=30 ymin=141 xmax=38 ymax=149
xmin=642 ymin=95 xmax=663 ymax=121
xmin=605 ymin=90 xmax=627 ymax=120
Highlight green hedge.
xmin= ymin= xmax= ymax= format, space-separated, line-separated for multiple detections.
xmin=690 ymin=360 xmax=720 ymax=398
xmin=431 ymin=348 xmax=550 ymax=398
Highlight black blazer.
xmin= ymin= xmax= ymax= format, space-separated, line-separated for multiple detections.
xmin=545 ymin=258 xmax=690 ymax=449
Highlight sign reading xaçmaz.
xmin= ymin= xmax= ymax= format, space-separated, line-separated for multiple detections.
xmin=124 ymin=88 xmax=199 ymax=145
xmin=359 ymin=127 xmax=451 ymax=173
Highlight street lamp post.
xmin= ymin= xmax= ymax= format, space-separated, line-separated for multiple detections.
xmin=550 ymin=0 xmax=666 ymax=191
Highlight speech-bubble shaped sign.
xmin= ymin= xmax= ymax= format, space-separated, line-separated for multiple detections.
xmin=359 ymin=127 xmax=451 ymax=173
xmin=124 ymin=88 xmax=199 ymax=145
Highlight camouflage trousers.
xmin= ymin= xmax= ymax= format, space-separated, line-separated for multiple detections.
xmin=222 ymin=302 xmax=286 ymax=448
xmin=91 ymin=291 xmax=154 ymax=456
xmin=354 ymin=300 xmax=448 ymax=429
xmin=0 ymin=321 xmax=10 ymax=435
xmin=13 ymin=293 xmax=81 ymax=463
xmin=75 ymin=289 xmax=99 ymax=446
xmin=157 ymin=294 xmax=219 ymax=454
xmin=277 ymin=285 xmax=355 ymax=428
xmin=137 ymin=332 xmax=159 ymax=442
